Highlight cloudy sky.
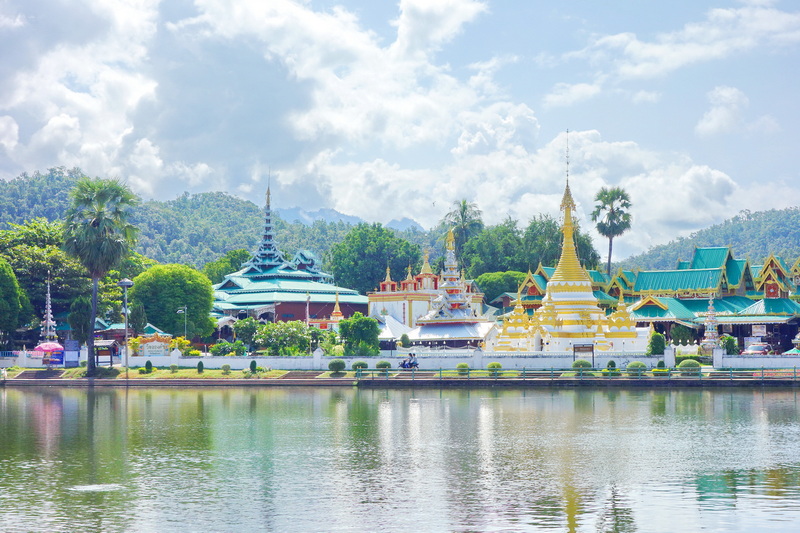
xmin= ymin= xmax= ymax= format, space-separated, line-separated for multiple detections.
xmin=1 ymin=0 xmax=799 ymax=259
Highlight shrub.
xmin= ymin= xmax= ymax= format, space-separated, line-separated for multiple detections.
xmin=256 ymin=366 xmax=266 ymax=373
xmin=145 ymin=360 xmax=153 ymax=373
xmin=487 ymin=362 xmax=502 ymax=376
xmin=656 ymin=360 xmax=665 ymax=368
xmin=607 ymin=360 xmax=616 ymax=369
xmin=646 ymin=332 xmax=666 ymax=356
xmin=328 ymin=358 xmax=346 ymax=373
xmin=720 ymin=335 xmax=738 ymax=355
xmin=352 ymin=361 xmax=368 ymax=370
xmin=603 ymin=360 xmax=621 ymax=376
xmin=197 ymin=361 xmax=204 ymax=373
xmin=399 ymin=333 xmax=411 ymax=348
xmin=221 ymin=364 xmax=231 ymax=375
xmin=375 ymin=360 xmax=392 ymax=369
xmin=138 ymin=367 xmax=148 ymax=375
xmin=344 ymin=341 xmax=378 ymax=358
xmin=250 ymin=360 xmax=257 ymax=373
xmin=170 ymin=364 xmax=178 ymax=373
xmin=80 ymin=360 xmax=87 ymax=367
xmin=626 ymin=361 xmax=647 ymax=377
xmin=677 ymin=359 xmax=701 ymax=376
xmin=456 ymin=362 xmax=470 ymax=376
xmin=187 ymin=349 xmax=201 ymax=357
xmin=572 ymin=359 xmax=592 ymax=369
xmin=241 ymin=370 xmax=252 ymax=378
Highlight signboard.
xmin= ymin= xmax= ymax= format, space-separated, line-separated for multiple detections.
xmin=141 ymin=341 xmax=169 ymax=357
xmin=47 ymin=350 xmax=64 ymax=365
xmin=573 ymin=344 xmax=594 ymax=354
xmin=752 ymin=325 xmax=767 ymax=337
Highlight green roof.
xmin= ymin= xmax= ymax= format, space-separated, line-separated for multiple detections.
xmin=725 ymin=258 xmax=748 ymax=288
xmin=690 ymin=247 xmax=731 ymax=269
xmin=738 ymin=298 xmax=800 ymax=316
xmin=634 ymin=268 xmax=721 ymax=293
xmin=676 ymin=260 xmax=691 ymax=270
xmin=593 ymin=290 xmax=617 ymax=304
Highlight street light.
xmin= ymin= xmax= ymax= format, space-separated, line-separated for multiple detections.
xmin=177 ymin=306 xmax=187 ymax=339
xmin=117 ymin=278 xmax=134 ymax=381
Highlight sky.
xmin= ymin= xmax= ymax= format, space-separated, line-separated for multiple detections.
xmin=1 ymin=0 xmax=799 ymax=260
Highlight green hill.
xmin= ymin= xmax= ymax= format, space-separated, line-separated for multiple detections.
xmin=619 ymin=207 xmax=800 ymax=271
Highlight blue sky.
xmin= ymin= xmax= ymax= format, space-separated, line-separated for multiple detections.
xmin=1 ymin=0 xmax=798 ymax=259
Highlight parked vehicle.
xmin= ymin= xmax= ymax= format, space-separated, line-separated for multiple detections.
xmin=741 ymin=343 xmax=773 ymax=355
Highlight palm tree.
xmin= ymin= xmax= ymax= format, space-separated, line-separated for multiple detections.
xmin=443 ymin=199 xmax=484 ymax=262
xmin=63 ymin=178 xmax=138 ymax=376
xmin=591 ymin=186 xmax=632 ymax=276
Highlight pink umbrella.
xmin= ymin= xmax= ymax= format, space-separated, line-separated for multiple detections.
xmin=34 ymin=341 xmax=63 ymax=352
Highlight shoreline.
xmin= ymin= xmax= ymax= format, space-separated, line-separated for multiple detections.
xmin=3 ymin=377 xmax=800 ymax=388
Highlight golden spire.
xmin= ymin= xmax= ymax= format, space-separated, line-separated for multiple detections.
xmin=549 ymin=169 xmax=590 ymax=284
xmin=446 ymin=228 xmax=455 ymax=251
xmin=420 ymin=250 xmax=433 ymax=275
xmin=331 ymin=290 xmax=343 ymax=318
xmin=384 ymin=266 xmax=392 ymax=283
xmin=405 ymin=264 xmax=413 ymax=281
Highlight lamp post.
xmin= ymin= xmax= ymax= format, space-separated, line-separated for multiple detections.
xmin=117 ymin=278 xmax=134 ymax=381
xmin=177 ymin=306 xmax=188 ymax=339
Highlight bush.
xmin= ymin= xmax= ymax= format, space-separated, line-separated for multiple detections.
xmin=456 ymin=362 xmax=470 ymax=376
xmin=572 ymin=359 xmax=592 ymax=369
xmin=607 ymin=360 xmax=616 ymax=369
xmin=646 ymin=332 xmax=666 ymax=356
xmin=250 ymin=360 xmax=257 ymax=373
xmin=677 ymin=359 xmax=701 ymax=376
xmin=352 ymin=361 xmax=368 ymax=370
xmin=170 ymin=364 xmax=178 ymax=373
xmin=656 ymin=360 xmax=665 ymax=368
xmin=603 ymin=360 xmax=621 ymax=376
xmin=145 ymin=360 xmax=153 ymax=373
xmin=138 ymin=367 xmax=148 ymax=375
xmin=80 ymin=360 xmax=87 ymax=367
xmin=720 ymin=335 xmax=739 ymax=355
xmin=375 ymin=360 xmax=392 ymax=369
xmin=221 ymin=364 xmax=231 ymax=375
xmin=256 ymin=366 xmax=266 ymax=373
xmin=344 ymin=342 xmax=378 ymax=358
xmin=399 ymin=333 xmax=411 ymax=348
xmin=626 ymin=361 xmax=647 ymax=376
xmin=328 ymin=359 xmax=346 ymax=373
xmin=487 ymin=362 xmax=502 ymax=376
xmin=187 ymin=349 xmax=201 ymax=357
xmin=197 ymin=361 xmax=204 ymax=373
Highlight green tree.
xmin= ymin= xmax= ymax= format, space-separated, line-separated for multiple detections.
xmin=521 ymin=214 xmax=600 ymax=270
xmin=474 ymin=271 xmax=527 ymax=305
xmin=129 ymin=301 xmax=147 ymax=336
xmin=0 ymin=257 xmax=23 ymax=346
xmin=63 ymin=178 xmax=139 ymax=376
xmin=326 ymin=223 xmax=420 ymax=294
xmin=337 ymin=312 xmax=380 ymax=355
xmin=461 ymin=218 xmax=522 ymax=278
xmin=129 ymin=264 xmax=215 ymax=339
xmin=253 ymin=320 xmax=311 ymax=355
xmin=67 ymin=296 xmax=93 ymax=346
xmin=442 ymin=199 xmax=484 ymax=262
xmin=233 ymin=317 xmax=259 ymax=350
xmin=202 ymin=248 xmax=251 ymax=284
xmin=591 ymin=186 xmax=632 ymax=275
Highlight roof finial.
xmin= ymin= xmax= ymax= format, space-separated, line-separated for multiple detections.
xmin=266 ymin=168 xmax=271 ymax=209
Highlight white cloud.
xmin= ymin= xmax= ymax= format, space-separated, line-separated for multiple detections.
xmin=0 ymin=115 xmax=18 ymax=150
xmin=695 ymin=86 xmax=749 ymax=136
xmin=543 ymin=82 xmax=603 ymax=108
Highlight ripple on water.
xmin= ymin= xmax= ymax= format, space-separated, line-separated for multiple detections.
xmin=68 ymin=484 xmax=124 ymax=493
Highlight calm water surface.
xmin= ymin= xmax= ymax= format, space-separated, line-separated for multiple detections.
xmin=1 ymin=386 xmax=800 ymax=532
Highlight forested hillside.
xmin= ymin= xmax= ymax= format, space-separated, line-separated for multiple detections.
xmin=0 ymin=168 xmax=360 ymax=268
xmin=619 ymin=208 xmax=800 ymax=270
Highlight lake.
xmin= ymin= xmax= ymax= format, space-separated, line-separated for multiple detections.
xmin=1 ymin=386 xmax=800 ymax=532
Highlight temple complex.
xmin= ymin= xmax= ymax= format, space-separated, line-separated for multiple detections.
xmin=493 ymin=180 xmax=649 ymax=352
xmin=211 ymin=186 xmax=367 ymax=331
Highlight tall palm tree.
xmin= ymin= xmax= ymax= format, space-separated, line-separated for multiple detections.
xmin=443 ymin=199 xmax=484 ymax=262
xmin=591 ymin=186 xmax=632 ymax=276
xmin=63 ymin=178 xmax=138 ymax=376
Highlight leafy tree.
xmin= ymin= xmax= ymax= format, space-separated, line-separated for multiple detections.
xmin=442 ymin=199 xmax=484 ymax=262
xmin=202 ymin=248 xmax=251 ymax=284
xmin=646 ymin=331 xmax=666 ymax=356
xmin=253 ymin=320 xmax=311 ymax=356
xmin=591 ymin=186 xmax=632 ymax=275
xmin=0 ymin=257 xmax=23 ymax=346
xmin=521 ymin=214 xmax=600 ymax=270
xmin=326 ymin=223 xmax=420 ymax=295
xmin=129 ymin=301 xmax=147 ymax=336
xmin=232 ymin=317 xmax=259 ymax=350
xmin=669 ymin=324 xmax=695 ymax=346
xmin=337 ymin=312 xmax=379 ymax=355
xmin=67 ymin=296 xmax=93 ymax=346
xmin=474 ymin=271 xmax=527 ymax=304
xmin=63 ymin=178 xmax=139 ymax=376
xmin=129 ymin=264 xmax=215 ymax=339
xmin=461 ymin=218 xmax=523 ymax=278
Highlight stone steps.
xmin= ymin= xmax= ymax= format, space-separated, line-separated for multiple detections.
xmin=13 ymin=369 xmax=65 ymax=379
xmin=280 ymin=371 xmax=324 ymax=379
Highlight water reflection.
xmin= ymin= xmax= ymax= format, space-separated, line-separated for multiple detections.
xmin=2 ymin=387 xmax=800 ymax=531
